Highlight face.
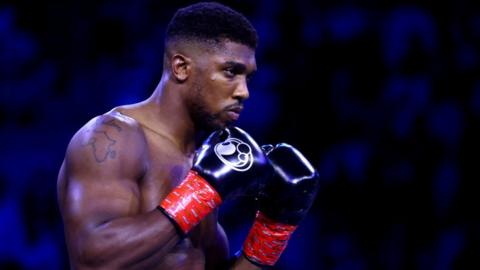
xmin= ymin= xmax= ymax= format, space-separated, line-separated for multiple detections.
xmin=187 ymin=41 xmax=257 ymax=131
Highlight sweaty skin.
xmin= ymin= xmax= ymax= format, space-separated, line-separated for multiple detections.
xmin=58 ymin=111 xmax=221 ymax=270
xmin=57 ymin=41 xmax=260 ymax=270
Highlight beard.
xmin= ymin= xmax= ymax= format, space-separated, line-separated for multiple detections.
xmin=188 ymin=83 xmax=231 ymax=133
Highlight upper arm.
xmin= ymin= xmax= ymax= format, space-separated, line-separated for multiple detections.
xmin=61 ymin=115 xmax=147 ymax=232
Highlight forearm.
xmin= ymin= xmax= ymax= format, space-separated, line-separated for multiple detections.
xmin=71 ymin=208 xmax=180 ymax=269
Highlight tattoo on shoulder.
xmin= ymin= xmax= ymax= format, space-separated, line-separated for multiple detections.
xmin=103 ymin=119 xmax=122 ymax=132
xmin=83 ymin=119 xmax=123 ymax=163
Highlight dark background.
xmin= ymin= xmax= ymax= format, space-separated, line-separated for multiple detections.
xmin=1 ymin=0 xmax=479 ymax=269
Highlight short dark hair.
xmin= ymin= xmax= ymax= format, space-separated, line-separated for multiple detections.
xmin=165 ymin=2 xmax=258 ymax=49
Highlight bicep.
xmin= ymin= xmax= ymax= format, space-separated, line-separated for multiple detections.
xmin=62 ymin=120 xmax=145 ymax=229
xmin=63 ymin=174 xmax=140 ymax=229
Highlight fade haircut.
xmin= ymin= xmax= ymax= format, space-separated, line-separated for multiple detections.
xmin=165 ymin=2 xmax=258 ymax=49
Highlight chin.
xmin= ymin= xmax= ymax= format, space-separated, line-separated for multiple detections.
xmin=218 ymin=116 xmax=237 ymax=127
xmin=209 ymin=119 xmax=236 ymax=132
xmin=198 ymin=120 xmax=224 ymax=133
xmin=224 ymin=120 xmax=236 ymax=128
xmin=195 ymin=112 xmax=235 ymax=132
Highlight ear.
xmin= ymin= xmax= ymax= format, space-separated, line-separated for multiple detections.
xmin=171 ymin=54 xmax=191 ymax=82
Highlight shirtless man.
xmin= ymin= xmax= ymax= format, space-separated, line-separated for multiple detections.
xmin=57 ymin=2 xmax=319 ymax=269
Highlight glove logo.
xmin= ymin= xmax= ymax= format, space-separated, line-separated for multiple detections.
xmin=214 ymin=138 xmax=253 ymax=172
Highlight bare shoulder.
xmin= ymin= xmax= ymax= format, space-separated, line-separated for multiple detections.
xmin=65 ymin=110 xmax=148 ymax=179
xmin=59 ymin=111 xmax=148 ymax=232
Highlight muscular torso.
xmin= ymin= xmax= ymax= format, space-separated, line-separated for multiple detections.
xmin=58 ymin=108 xmax=228 ymax=270
xmin=139 ymin=121 xmax=217 ymax=270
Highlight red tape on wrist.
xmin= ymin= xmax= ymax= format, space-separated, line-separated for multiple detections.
xmin=243 ymin=211 xmax=297 ymax=266
xmin=159 ymin=171 xmax=222 ymax=234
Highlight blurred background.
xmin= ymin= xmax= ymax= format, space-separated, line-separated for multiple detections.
xmin=1 ymin=0 xmax=479 ymax=269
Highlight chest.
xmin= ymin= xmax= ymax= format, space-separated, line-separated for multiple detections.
xmin=139 ymin=140 xmax=218 ymax=247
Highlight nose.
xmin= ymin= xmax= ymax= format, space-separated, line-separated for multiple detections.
xmin=233 ymin=78 xmax=249 ymax=101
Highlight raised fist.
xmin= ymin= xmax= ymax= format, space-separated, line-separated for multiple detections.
xmin=159 ymin=126 xmax=270 ymax=234
xmin=242 ymin=143 xmax=320 ymax=266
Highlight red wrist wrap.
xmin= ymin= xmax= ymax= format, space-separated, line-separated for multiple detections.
xmin=159 ymin=171 xmax=222 ymax=234
xmin=243 ymin=211 xmax=298 ymax=266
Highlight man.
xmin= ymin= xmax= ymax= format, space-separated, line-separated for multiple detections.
xmin=57 ymin=2 xmax=319 ymax=269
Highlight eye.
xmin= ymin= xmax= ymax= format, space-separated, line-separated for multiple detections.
xmin=224 ymin=68 xmax=235 ymax=78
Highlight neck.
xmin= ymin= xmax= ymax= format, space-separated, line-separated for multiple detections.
xmin=140 ymin=76 xmax=199 ymax=156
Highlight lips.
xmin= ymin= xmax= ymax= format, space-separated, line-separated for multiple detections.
xmin=225 ymin=105 xmax=243 ymax=121
xmin=227 ymin=111 xmax=240 ymax=121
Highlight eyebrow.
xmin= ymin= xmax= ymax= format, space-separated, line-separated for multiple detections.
xmin=225 ymin=61 xmax=257 ymax=77
xmin=224 ymin=61 xmax=246 ymax=72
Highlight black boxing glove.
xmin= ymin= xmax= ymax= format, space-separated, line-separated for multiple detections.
xmin=159 ymin=126 xmax=269 ymax=234
xmin=241 ymin=143 xmax=320 ymax=266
